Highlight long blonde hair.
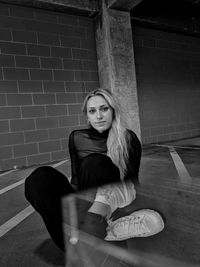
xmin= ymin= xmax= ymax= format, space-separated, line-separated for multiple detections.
xmin=82 ymin=88 xmax=130 ymax=180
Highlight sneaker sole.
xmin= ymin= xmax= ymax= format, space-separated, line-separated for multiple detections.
xmin=105 ymin=209 xmax=165 ymax=241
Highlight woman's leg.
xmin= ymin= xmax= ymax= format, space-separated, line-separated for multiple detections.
xmin=79 ymin=153 xmax=121 ymax=190
xmin=77 ymin=154 xmax=122 ymax=239
xmin=25 ymin=166 xmax=74 ymax=250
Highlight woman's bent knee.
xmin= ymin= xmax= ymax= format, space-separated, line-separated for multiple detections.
xmin=25 ymin=166 xmax=57 ymax=201
xmin=25 ymin=165 xmax=73 ymax=203
xmin=80 ymin=153 xmax=120 ymax=176
xmin=79 ymin=153 xmax=121 ymax=189
xmin=25 ymin=166 xmax=53 ymax=188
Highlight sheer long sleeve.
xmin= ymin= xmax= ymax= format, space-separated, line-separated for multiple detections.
xmin=68 ymin=131 xmax=80 ymax=186
xmin=68 ymin=128 xmax=141 ymax=186
xmin=124 ymin=130 xmax=141 ymax=184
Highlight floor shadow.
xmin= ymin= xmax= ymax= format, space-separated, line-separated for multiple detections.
xmin=34 ymin=238 xmax=65 ymax=266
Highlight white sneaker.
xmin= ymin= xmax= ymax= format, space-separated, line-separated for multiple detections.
xmin=105 ymin=209 xmax=165 ymax=241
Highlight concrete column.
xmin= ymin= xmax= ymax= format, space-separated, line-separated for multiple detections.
xmin=95 ymin=2 xmax=141 ymax=138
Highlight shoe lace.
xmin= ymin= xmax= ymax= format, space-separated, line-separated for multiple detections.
xmin=108 ymin=215 xmax=150 ymax=237
xmin=132 ymin=215 xmax=150 ymax=235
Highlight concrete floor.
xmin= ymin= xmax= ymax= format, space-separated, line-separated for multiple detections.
xmin=0 ymin=137 xmax=200 ymax=267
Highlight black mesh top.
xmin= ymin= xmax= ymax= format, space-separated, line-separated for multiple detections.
xmin=68 ymin=127 xmax=141 ymax=187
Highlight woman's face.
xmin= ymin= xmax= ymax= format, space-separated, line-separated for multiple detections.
xmin=86 ymin=95 xmax=113 ymax=133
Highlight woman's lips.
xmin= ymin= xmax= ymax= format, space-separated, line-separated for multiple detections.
xmin=95 ymin=121 xmax=106 ymax=125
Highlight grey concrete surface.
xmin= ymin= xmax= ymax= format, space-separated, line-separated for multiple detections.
xmin=0 ymin=137 xmax=200 ymax=267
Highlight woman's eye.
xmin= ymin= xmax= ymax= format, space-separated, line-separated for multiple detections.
xmin=88 ymin=109 xmax=95 ymax=114
xmin=102 ymin=107 xmax=109 ymax=112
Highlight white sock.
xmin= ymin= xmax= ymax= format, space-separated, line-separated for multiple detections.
xmin=94 ymin=181 xmax=136 ymax=219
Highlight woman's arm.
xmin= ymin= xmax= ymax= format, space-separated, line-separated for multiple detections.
xmin=124 ymin=130 xmax=142 ymax=183
xmin=68 ymin=131 xmax=80 ymax=189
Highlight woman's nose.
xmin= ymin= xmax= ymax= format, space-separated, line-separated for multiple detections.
xmin=96 ymin=110 xmax=103 ymax=119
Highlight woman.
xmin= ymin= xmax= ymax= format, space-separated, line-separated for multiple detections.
xmin=25 ymin=88 xmax=164 ymax=251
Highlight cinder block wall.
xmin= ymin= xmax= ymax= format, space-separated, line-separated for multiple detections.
xmin=132 ymin=26 xmax=200 ymax=144
xmin=0 ymin=3 xmax=99 ymax=171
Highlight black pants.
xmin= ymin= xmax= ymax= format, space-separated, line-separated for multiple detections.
xmin=25 ymin=154 xmax=120 ymax=250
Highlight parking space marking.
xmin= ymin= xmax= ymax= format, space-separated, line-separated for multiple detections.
xmin=0 ymin=179 xmax=25 ymax=195
xmin=0 ymin=169 xmax=16 ymax=177
xmin=154 ymin=144 xmax=200 ymax=150
xmin=51 ymin=159 xmax=69 ymax=168
xmin=169 ymin=146 xmax=192 ymax=183
xmin=0 ymin=159 xmax=70 ymax=238
xmin=0 ymin=205 xmax=34 ymax=238
xmin=0 ymin=159 xmax=69 ymax=196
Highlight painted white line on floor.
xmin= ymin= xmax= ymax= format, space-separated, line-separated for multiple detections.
xmin=0 ymin=169 xmax=16 ymax=177
xmin=154 ymin=144 xmax=200 ymax=150
xmin=0 ymin=205 xmax=35 ymax=238
xmin=0 ymin=160 xmax=71 ymax=238
xmin=169 ymin=146 xmax=192 ymax=183
xmin=0 ymin=179 xmax=25 ymax=195
xmin=51 ymin=159 xmax=69 ymax=168
xmin=0 ymin=159 xmax=70 ymax=196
